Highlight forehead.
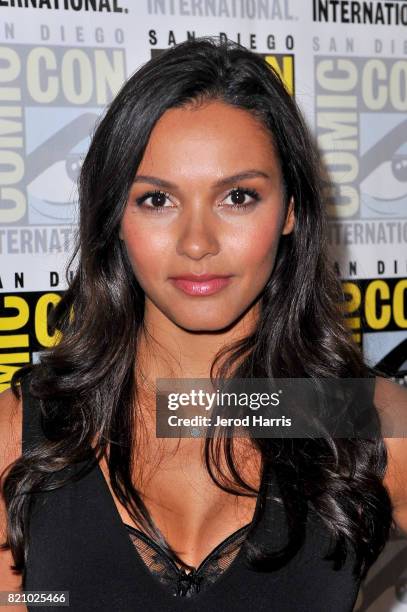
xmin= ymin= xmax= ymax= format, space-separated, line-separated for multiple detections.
xmin=137 ymin=100 xmax=281 ymax=179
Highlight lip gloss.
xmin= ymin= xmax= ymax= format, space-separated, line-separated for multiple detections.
xmin=170 ymin=277 xmax=232 ymax=296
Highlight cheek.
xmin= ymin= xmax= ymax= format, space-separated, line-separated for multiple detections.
xmin=120 ymin=221 xmax=171 ymax=279
xmin=230 ymin=217 xmax=282 ymax=270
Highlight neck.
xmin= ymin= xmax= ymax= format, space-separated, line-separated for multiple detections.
xmin=135 ymin=299 xmax=260 ymax=385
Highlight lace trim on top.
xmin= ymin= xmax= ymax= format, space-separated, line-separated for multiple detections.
xmin=124 ymin=522 xmax=251 ymax=598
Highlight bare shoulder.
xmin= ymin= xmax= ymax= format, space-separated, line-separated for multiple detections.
xmin=374 ymin=376 xmax=407 ymax=534
xmin=0 ymin=386 xmax=23 ymax=478
xmin=0 ymin=385 xmax=23 ymax=454
xmin=0 ymin=385 xmax=25 ymax=595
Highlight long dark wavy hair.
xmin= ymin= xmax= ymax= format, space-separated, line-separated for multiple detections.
xmin=1 ymin=37 xmax=393 ymax=583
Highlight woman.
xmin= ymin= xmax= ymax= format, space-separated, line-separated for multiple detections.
xmin=0 ymin=37 xmax=406 ymax=611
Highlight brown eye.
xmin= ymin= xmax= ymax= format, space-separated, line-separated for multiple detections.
xmin=223 ymin=187 xmax=261 ymax=209
xmin=230 ymin=189 xmax=247 ymax=205
xmin=135 ymin=190 xmax=171 ymax=210
xmin=150 ymin=193 xmax=166 ymax=207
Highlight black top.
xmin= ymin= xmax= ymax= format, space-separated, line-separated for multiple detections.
xmin=21 ymin=375 xmax=364 ymax=612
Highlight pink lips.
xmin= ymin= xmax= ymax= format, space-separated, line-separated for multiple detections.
xmin=169 ymin=275 xmax=233 ymax=296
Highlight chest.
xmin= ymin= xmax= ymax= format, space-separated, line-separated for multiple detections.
xmin=97 ymin=437 xmax=262 ymax=568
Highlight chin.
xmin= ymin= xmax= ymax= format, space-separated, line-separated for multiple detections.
xmin=171 ymin=312 xmax=239 ymax=333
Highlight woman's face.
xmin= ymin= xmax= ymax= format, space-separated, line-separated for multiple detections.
xmin=120 ymin=100 xmax=294 ymax=332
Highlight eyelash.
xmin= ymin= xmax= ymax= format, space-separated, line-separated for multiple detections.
xmin=134 ymin=186 xmax=261 ymax=214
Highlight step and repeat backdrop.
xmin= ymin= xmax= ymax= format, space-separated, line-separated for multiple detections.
xmin=0 ymin=0 xmax=406 ymax=609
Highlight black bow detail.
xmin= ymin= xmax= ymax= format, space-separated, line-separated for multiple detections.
xmin=176 ymin=568 xmax=203 ymax=597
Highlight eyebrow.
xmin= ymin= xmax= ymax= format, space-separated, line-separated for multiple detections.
xmin=132 ymin=170 xmax=271 ymax=190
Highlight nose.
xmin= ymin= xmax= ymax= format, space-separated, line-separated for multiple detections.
xmin=175 ymin=205 xmax=220 ymax=260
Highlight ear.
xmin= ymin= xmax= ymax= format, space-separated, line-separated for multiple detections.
xmin=282 ymin=197 xmax=295 ymax=235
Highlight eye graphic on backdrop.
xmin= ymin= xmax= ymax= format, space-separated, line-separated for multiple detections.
xmin=361 ymin=153 xmax=407 ymax=206
xmin=26 ymin=112 xmax=99 ymax=224
xmin=28 ymin=153 xmax=84 ymax=221
xmin=360 ymin=118 xmax=407 ymax=218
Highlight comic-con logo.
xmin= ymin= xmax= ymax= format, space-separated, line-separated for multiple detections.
xmin=0 ymin=43 xmax=126 ymax=388
xmin=314 ymin=56 xmax=407 ymax=384
xmin=0 ymin=44 xmax=126 ymax=230
xmin=315 ymin=57 xmax=407 ymax=220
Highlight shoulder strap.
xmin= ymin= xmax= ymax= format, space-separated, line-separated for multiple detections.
xmin=20 ymin=372 xmax=45 ymax=455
